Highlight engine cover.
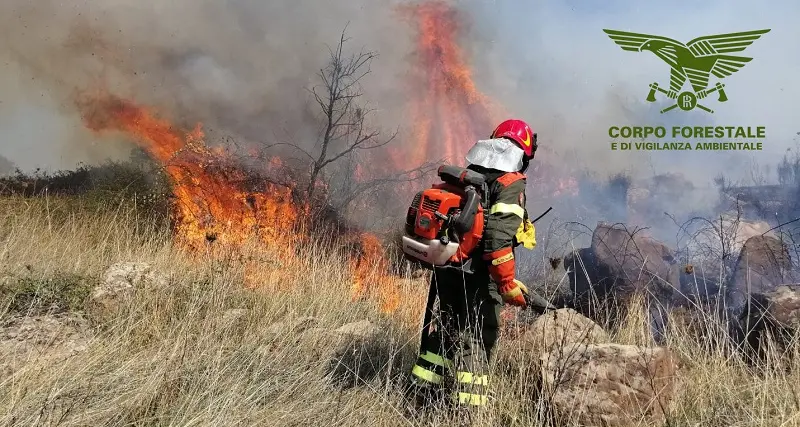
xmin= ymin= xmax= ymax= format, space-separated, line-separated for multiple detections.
xmin=402 ymin=181 xmax=484 ymax=267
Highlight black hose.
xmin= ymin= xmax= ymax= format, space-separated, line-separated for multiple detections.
xmin=531 ymin=207 xmax=553 ymax=223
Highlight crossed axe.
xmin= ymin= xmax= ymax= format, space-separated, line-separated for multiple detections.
xmin=646 ymin=81 xmax=728 ymax=114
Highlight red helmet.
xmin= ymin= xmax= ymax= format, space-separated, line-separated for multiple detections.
xmin=491 ymin=119 xmax=537 ymax=159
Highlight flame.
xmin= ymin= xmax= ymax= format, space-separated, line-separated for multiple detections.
xmin=77 ymin=92 xmax=404 ymax=312
xmin=398 ymin=1 xmax=582 ymax=204
xmin=79 ymin=93 xmax=301 ymax=254
xmin=398 ymin=1 xmax=498 ymax=168
xmin=350 ymin=233 xmax=401 ymax=313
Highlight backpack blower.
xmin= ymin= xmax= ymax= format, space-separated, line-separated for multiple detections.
xmin=401 ymin=165 xmax=488 ymax=269
xmin=403 ymin=165 xmax=556 ymax=357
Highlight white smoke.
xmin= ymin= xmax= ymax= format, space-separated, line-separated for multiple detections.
xmin=0 ymin=0 xmax=414 ymax=171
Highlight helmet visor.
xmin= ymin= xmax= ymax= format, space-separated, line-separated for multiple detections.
xmin=465 ymin=138 xmax=525 ymax=172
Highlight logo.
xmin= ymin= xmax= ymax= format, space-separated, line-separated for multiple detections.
xmin=603 ymin=28 xmax=770 ymax=114
xmin=405 ymin=244 xmax=428 ymax=257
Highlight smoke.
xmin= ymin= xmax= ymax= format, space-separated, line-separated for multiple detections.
xmin=0 ymin=0 xmax=414 ymax=171
xmin=463 ymin=0 xmax=798 ymax=178
xmin=456 ymin=0 xmax=800 ymax=241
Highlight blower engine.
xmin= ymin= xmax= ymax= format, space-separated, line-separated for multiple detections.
xmin=402 ymin=165 xmax=487 ymax=268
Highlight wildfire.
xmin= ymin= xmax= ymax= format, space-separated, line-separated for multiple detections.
xmin=350 ymin=233 xmax=400 ymax=313
xmin=79 ymin=93 xmax=301 ymax=255
xmin=398 ymin=1 xmax=582 ymax=204
xmin=68 ymin=1 xmax=579 ymax=320
xmin=77 ymin=92 xmax=405 ymax=313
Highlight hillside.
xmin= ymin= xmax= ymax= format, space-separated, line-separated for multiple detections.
xmin=2 ymin=193 xmax=800 ymax=427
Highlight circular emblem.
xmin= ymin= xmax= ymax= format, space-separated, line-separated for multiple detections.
xmin=677 ymin=91 xmax=697 ymax=111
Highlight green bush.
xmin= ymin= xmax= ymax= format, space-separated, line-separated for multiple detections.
xmin=1 ymin=273 xmax=97 ymax=315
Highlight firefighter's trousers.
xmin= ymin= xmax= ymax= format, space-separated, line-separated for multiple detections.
xmin=410 ymin=264 xmax=502 ymax=407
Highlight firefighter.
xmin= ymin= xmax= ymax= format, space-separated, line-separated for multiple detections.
xmin=409 ymin=119 xmax=538 ymax=409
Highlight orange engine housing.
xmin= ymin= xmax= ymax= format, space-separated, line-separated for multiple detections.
xmin=407 ymin=183 xmax=484 ymax=264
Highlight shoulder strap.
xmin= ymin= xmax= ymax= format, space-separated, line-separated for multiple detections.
xmin=496 ymin=172 xmax=525 ymax=187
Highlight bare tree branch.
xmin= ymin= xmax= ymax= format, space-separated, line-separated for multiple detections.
xmin=302 ymin=24 xmax=404 ymax=210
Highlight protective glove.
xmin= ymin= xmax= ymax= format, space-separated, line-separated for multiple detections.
xmin=498 ymin=279 xmax=529 ymax=307
xmin=515 ymin=219 xmax=537 ymax=250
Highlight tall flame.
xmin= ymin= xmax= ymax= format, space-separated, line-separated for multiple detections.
xmin=398 ymin=1 xmax=581 ymax=202
xmin=398 ymin=1 xmax=498 ymax=168
xmin=78 ymin=93 xmax=400 ymax=310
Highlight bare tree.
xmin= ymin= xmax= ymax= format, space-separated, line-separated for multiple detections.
xmin=259 ymin=25 xmax=439 ymax=224
xmin=305 ymin=25 xmax=397 ymax=201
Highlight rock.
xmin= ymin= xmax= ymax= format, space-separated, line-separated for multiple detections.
xmin=522 ymin=308 xmax=608 ymax=354
xmin=590 ymin=222 xmax=678 ymax=303
xmin=685 ymin=216 xmax=775 ymax=261
xmin=500 ymin=309 xmax=608 ymax=377
xmin=738 ymin=284 xmax=800 ymax=362
xmin=712 ymin=235 xmax=791 ymax=358
xmin=0 ymin=313 xmax=92 ymax=376
xmin=565 ymin=222 xmax=680 ymax=339
xmin=727 ymin=235 xmax=791 ymax=309
xmin=101 ymin=262 xmax=167 ymax=290
xmin=755 ymin=285 xmax=800 ymax=327
xmin=334 ymin=320 xmax=381 ymax=338
xmin=87 ymin=262 xmax=166 ymax=323
xmin=678 ymin=217 xmax=778 ymax=307
xmin=541 ymin=343 xmax=680 ymax=427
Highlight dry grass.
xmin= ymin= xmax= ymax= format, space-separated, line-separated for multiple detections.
xmin=2 ymin=195 xmax=800 ymax=426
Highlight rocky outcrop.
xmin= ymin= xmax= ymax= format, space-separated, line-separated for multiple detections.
xmin=678 ymin=217 xmax=779 ymax=307
xmin=87 ymin=262 xmax=167 ymax=323
xmin=540 ymin=343 xmax=680 ymax=427
xmin=727 ymin=235 xmax=791 ymax=309
xmin=737 ymin=284 xmax=800 ymax=362
xmin=564 ymin=222 xmax=680 ymax=339
xmin=724 ymin=235 xmax=792 ymax=355
xmin=522 ymin=308 xmax=609 ymax=354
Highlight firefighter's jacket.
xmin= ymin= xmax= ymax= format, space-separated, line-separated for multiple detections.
xmin=466 ymin=164 xmax=536 ymax=288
